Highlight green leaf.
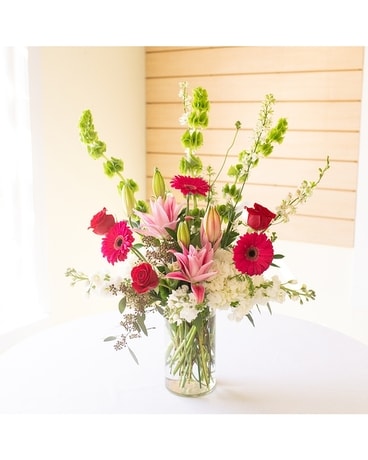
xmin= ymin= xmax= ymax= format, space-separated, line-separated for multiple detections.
xmin=103 ymin=336 xmax=117 ymax=342
xmin=246 ymin=313 xmax=255 ymax=327
xmin=164 ymin=226 xmax=177 ymax=241
xmin=156 ymin=305 xmax=165 ymax=315
xmin=273 ymin=253 xmax=285 ymax=259
xmin=128 ymin=346 xmax=139 ymax=365
xmin=136 ymin=313 xmax=148 ymax=336
xmin=118 ymin=296 xmax=127 ymax=314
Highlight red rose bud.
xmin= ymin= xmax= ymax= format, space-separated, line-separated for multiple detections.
xmin=131 ymin=262 xmax=159 ymax=294
xmin=177 ymin=221 xmax=190 ymax=247
xmin=202 ymin=205 xmax=222 ymax=245
xmin=246 ymin=203 xmax=276 ymax=231
xmin=152 ymin=167 xmax=166 ymax=199
xmin=88 ymin=207 xmax=115 ymax=235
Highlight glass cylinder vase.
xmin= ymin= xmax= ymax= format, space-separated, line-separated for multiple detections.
xmin=165 ymin=308 xmax=216 ymax=397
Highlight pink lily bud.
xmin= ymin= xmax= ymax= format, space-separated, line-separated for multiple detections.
xmin=201 ymin=205 xmax=222 ymax=247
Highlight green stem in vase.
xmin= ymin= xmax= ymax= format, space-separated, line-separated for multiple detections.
xmin=166 ymin=312 xmax=215 ymax=390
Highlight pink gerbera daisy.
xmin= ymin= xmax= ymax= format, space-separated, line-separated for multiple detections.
xmin=170 ymin=175 xmax=210 ymax=197
xmin=233 ymin=232 xmax=274 ymax=276
xmin=101 ymin=221 xmax=134 ymax=265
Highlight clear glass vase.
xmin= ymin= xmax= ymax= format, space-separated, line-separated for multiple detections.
xmin=165 ymin=308 xmax=216 ymax=397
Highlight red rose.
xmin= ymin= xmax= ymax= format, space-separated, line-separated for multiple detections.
xmin=246 ymin=203 xmax=276 ymax=231
xmin=131 ymin=263 xmax=159 ymax=294
xmin=88 ymin=207 xmax=116 ymax=235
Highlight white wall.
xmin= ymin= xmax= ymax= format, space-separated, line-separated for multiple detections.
xmin=28 ymin=47 xmax=146 ymax=324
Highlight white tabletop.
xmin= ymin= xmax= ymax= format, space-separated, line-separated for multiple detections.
xmin=0 ymin=310 xmax=367 ymax=414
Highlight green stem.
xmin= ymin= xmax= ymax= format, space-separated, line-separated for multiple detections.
xmin=130 ymin=245 xmax=148 ymax=263
xmin=210 ymin=124 xmax=241 ymax=188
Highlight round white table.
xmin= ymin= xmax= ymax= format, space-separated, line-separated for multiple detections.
xmin=0 ymin=310 xmax=367 ymax=413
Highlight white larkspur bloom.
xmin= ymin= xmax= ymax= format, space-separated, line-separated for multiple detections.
xmin=228 ymin=302 xmax=253 ymax=321
xmin=266 ymin=276 xmax=286 ymax=303
xmin=205 ymin=249 xmax=294 ymax=320
xmin=86 ymin=271 xmax=111 ymax=296
xmin=178 ymin=113 xmax=188 ymax=126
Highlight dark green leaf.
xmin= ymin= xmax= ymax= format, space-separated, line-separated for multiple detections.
xmin=246 ymin=313 xmax=255 ymax=327
xmin=164 ymin=226 xmax=177 ymax=241
xmin=128 ymin=346 xmax=139 ymax=365
xmin=136 ymin=314 xmax=148 ymax=336
xmin=103 ymin=336 xmax=117 ymax=342
xmin=118 ymin=297 xmax=127 ymax=314
xmin=156 ymin=305 xmax=165 ymax=315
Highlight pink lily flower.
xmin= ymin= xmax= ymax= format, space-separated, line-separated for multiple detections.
xmin=166 ymin=242 xmax=217 ymax=304
xmin=134 ymin=194 xmax=183 ymax=239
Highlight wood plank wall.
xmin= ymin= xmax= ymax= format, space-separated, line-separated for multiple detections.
xmin=145 ymin=47 xmax=364 ymax=247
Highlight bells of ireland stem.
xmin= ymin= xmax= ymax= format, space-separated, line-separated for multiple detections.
xmin=201 ymin=205 xmax=222 ymax=249
xmin=177 ymin=221 xmax=190 ymax=248
xmin=152 ymin=167 xmax=166 ymax=199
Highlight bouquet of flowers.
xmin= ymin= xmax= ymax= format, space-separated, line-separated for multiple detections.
xmin=66 ymin=82 xmax=329 ymax=396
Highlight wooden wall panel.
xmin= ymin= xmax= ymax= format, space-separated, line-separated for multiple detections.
xmin=146 ymin=47 xmax=362 ymax=76
xmin=146 ymin=101 xmax=361 ymax=131
xmin=146 ymin=154 xmax=357 ymax=191
xmin=146 ymin=72 xmax=362 ymax=102
xmin=145 ymin=46 xmax=364 ymax=247
xmin=147 ymin=129 xmax=360 ymax=161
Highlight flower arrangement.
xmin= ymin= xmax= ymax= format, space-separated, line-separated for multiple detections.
xmin=66 ymin=82 xmax=329 ymax=396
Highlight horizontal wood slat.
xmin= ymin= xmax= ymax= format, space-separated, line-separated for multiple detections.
xmin=146 ymin=47 xmax=363 ymax=77
xmin=146 ymin=101 xmax=361 ymax=131
xmin=147 ymin=129 xmax=360 ymax=162
xmin=272 ymin=215 xmax=354 ymax=247
xmin=146 ymin=71 xmax=363 ymax=103
xmin=146 ymin=154 xmax=356 ymax=191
